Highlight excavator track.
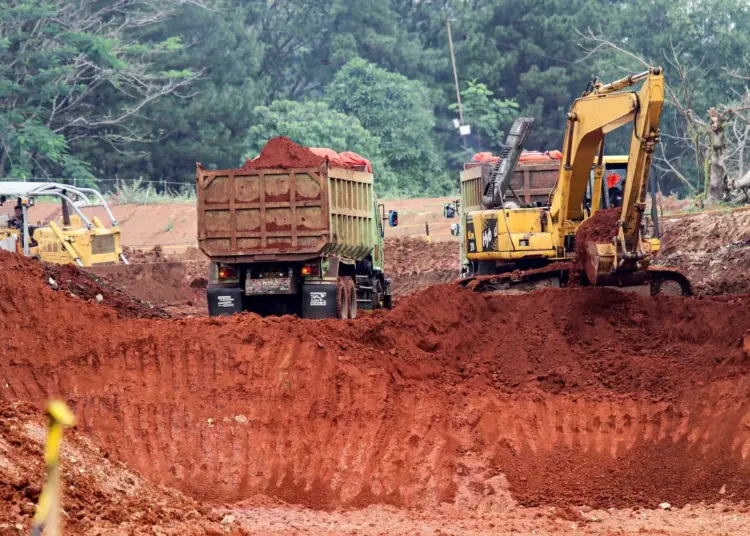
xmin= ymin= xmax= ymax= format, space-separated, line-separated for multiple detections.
xmin=646 ymin=266 xmax=693 ymax=296
xmin=458 ymin=263 xmax=693 ymax=296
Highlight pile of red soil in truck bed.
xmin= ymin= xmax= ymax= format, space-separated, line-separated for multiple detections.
xmin=243 ymin=136 xmax=325 ymax=169
xmin=3 ymin=248 xmax=750 ymax=512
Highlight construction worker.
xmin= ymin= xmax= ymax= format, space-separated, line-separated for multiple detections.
xmin=8 ymin=205 xmax=24 ymax=229
xmin=607 ymin=172 xmax=624 ymax=208
xmin=8 ymin=205 xmax=37 ymax=247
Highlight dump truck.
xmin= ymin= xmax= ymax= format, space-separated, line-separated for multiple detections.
xmin=197 ymin=138 xmax=398 ymax=319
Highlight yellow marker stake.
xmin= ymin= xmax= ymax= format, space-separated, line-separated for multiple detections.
xmin=32 ymin=401 xmax=75 ymax=536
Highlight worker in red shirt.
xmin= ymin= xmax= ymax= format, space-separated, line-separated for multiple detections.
xmin=607 ymin=172 xmax=624 ymax=207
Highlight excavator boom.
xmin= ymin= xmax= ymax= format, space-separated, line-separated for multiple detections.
xmin=549 ymin=67 xmax=663 ymax=259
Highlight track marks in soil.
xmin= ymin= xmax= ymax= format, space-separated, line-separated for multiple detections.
xmin=6 ymin=336 xmax=750 ymax=510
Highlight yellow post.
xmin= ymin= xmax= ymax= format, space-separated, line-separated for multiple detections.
xmin=91 ymin=216 xmax=105 ymax=229
xmin=32 ymin=401 xmax=75 ymax=536
xmin=591 ymin=165 xmax=604 ymax=215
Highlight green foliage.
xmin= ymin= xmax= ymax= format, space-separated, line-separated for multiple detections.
xmin=245 ymin=101 xmax=380 ymax=162
xmin=450 ymin=80 xmax=519 ymax=151
xmin=109 ymin=178 xmax=196 ymax=205
xmin=0 ymin=0 xmax=199 ymax=182
xmin=5 ymin=0 xmax=750 ymax=198
xmin=327 ymin=58 xmax=451 ymax=195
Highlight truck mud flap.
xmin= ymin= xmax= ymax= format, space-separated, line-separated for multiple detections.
xmin=207 ymin=287 xmax=243 ymax=316
xmin=302 ymin=283 xmax=338 ymax=319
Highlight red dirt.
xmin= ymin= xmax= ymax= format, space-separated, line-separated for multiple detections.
xmin=243 ymin=137 xmax=325 ymax=170
xmin=41 ymin=261 xmax=168 ymax=319
xmin=4 ymin=248 xmax=750 ymax=515
xmin=571 ymin=208 xmax=621 ymax=286
xmin=85 ymin=246 xmax=209 ymax=317
xmin=384 ymin=237 xmax=459 ymax=297
xmin=657 ymin=208 xmax=750 ymax=295
xmin=0 ymin=401 xmax=237 ymax=535
xmin=573 ymin=208 xmax=620 ymax=268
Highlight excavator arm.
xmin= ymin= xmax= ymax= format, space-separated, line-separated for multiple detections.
xmin=549 ymin=68 xmax=664 ymax=265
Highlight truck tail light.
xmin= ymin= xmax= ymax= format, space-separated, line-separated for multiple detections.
xmin=218 ymin=265 xmax=238 ymax=281
xmin=301 ymin=263 xmax=320 ymax=277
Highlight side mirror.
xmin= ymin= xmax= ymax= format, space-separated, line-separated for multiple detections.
xmin=444 ymin=203 xmax=456 ymax=219
xmin=450 ymin=223 xmax=460 ymax=237
xmin=388 ymin=210 xmax=398 ymax=227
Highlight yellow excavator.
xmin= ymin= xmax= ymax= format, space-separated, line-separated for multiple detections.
xmin=0 ymin=182 xmax=128 ymax=267
xmin=457 ymin=67 xmax=691 ymax=296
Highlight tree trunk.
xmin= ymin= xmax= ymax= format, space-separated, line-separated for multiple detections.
xmin=734 ymin=169 xmax=750 ymax=189
xmin=707 ymin=108 xmax=728 ymax=201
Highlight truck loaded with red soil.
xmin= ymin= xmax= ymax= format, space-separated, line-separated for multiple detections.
xmin=197 ymin=137 xmax=399 ymax=319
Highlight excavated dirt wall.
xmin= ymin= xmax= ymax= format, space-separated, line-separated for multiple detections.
xmin=3 ymin=250 xmax=750 ymax=512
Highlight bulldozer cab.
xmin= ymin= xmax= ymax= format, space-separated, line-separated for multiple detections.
xmin=0 ymin=182 xmax=128 ymax=267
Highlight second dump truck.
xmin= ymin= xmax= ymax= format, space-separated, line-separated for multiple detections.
xmin=197 ymin=138 xmax=398 ymax=319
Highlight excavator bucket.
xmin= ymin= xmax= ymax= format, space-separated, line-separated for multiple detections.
xmin=584 ymin=242 xmax=616 ymax=286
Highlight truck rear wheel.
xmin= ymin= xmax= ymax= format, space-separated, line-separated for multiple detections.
xmin=345 ymin=277 xmax=357 ymax=319
xmin=372 ymin=279 xmax=384 ymax=310
xmin=336 ymin=277 xmax=349 ymax=320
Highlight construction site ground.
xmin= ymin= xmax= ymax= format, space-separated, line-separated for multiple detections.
xmin=3 ymin=199 xmax=750 ymax=535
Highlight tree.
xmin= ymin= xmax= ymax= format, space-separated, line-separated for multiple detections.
xmin=243 ymin=100 xmax=398 ymax=193
xmin=0 ymin=0 xmax=206 ymax=181
xmin=326 ymin=58 xmax=450 ymax=195
xmin=579 ymin=13 xmax=750 ymax=203
xmin=110 ymin=1 xmax=269 ymax=186
xmin=449 ymin=80 xmax=518 ymax=152
xmin=449 ymin=0 xmax=601 ymax=153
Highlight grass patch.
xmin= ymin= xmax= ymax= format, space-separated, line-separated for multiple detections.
xmin=108 ymin=178 xmax=196 ymax=205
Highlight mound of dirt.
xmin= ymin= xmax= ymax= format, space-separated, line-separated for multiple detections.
xmin=384 ymin=237 xmax=459 ymax=296
xmin=0 ymin=401 xmax=241 ymax=535
xmin=88 ymin=246 xmax=210 ymax=317
xmin=4 ymin=246 xmax=750 ymax=512
xmin=657 ymin=209 xmax=750 ymax=295
xmin=573 ymin=208 xmax=620 ymax=274
xmin=37 ymin=258 xmax=168 ymax=319
xmin=242 ymin=136 xmax=325 ymax=170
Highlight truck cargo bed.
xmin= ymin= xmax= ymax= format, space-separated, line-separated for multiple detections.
xmin=197 ymin=164 xmax=376 ymax=262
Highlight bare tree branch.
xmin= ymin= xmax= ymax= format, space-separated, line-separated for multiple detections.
xmin=0 ymin=0 xmax=209 ymax=177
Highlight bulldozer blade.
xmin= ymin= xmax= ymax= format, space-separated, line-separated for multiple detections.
xmin=584 ymin=242 xmax=616 ymax=286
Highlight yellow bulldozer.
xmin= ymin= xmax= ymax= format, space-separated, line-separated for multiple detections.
xmin=0 ymin=182 xmax=128 ymax=267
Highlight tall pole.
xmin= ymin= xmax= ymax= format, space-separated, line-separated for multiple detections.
xmin=447 ymin=19 xmax=468 ymax=149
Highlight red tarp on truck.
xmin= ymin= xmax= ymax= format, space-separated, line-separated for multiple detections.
xmin=471 ymin=150 xmax=563 ymax=164
xmin=310 ymin=148 xmax=372 ymax=173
